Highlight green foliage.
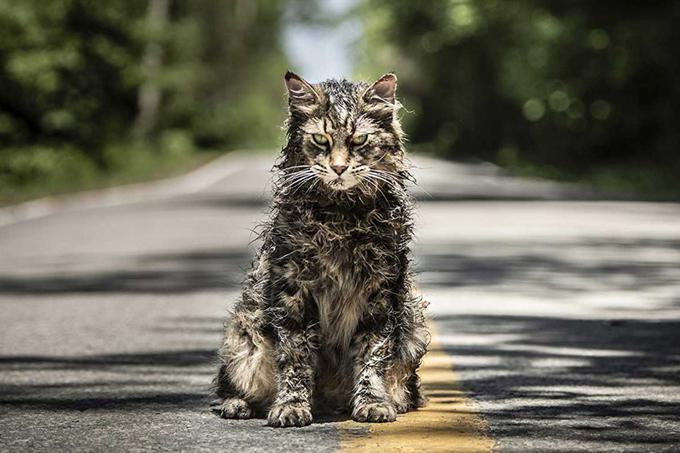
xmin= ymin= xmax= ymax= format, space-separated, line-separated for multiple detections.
xmin=0 ymin=140 xmax=215 ymax=205
xmin=160 ymin=1 xmax=288 ymax=148
xmin=0 ymin=0 xmax=144 ymax=153
xmin=356 ymin=0 xmax=680 ymax=198
xmin=0 ymin=0 xmax=290 ymax=201
xmin=0 ymin=146 xmax=98 ymax=193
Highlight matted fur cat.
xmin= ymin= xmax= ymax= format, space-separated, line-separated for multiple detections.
xmin=211 ymin=72 xmax=429 ymax=427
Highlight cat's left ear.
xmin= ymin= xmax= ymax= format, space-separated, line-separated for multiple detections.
xmin=363 ymin=73 xmax=398 ymax=105
xmin=285 ymin=71 xmax=321 ymax=113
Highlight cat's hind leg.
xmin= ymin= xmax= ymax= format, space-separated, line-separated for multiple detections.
xmin=385 ymin=317 xmax=429 ymax=414
xmin=384 ymin=365 xmax=427 ymax=414
xmin=406 ymin=370 xmax=427 ymax=409
xmin=211 ymin=361 xmax=256 ymax=419
xmin=212 ymin=319 xmax=276 ymax=419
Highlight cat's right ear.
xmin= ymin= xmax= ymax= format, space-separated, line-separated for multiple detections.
xmin=364 ymin=73 xmax=398 ymax=105
xmin=285 ymin=71 xmax=321 ymax=114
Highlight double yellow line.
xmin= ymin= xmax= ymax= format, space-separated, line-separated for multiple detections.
xmin=339 ymin=324 xmax=494 ymax=452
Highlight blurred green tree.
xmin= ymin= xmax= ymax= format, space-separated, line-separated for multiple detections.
xmin=0 ymin=0 xmax=145 ymax=156
xmin=356 ymin=0 xmax=680 ymax=198
xmin=170 ymin=0 xmax=288 ymax=148
xmin=0 ymin=0 xmax=290 ymax=200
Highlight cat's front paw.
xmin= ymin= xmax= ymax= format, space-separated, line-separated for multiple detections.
xmin=267 ymin=403 xmax=313 ymax=428
xmin=210 ymin=397 xmax=253 ymax=419
xmin=352 ymin=401 xmax=397 ymax=423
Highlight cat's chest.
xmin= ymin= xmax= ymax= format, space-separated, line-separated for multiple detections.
xmin=302 ymin=217 xmax=396 ymax=291
xmin=315 ymin=284 xmax=364 ymax=351
xmin=282 ymin=209 xmax=399 ymax=348
xmin=307 ymin=229 xmax=385 ymax=351
xmin=303 ymin=232 xmax=365 ymax=349
xmin=301 ymin=213 xmax=397 ymax=265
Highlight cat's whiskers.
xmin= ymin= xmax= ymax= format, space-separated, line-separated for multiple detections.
xmin=356 ymin=178 xmax=372 ymax=197
xmin=362 ymin=174 xmax=390 ymax=204
xmin=280 ymin=168 xmax=318 ymax=195
xmin=284 ymin=173 xmax=314 ymax=187
xmin=366 ymin=171 xmax=398 ymax=190
xmin=281 ymin=165 xmax=312 ymax=172
xmin=304 ymin=178 xmax=320 ymax=195
xmin=281 ymin=167 xmax=311 ymax=176
xmin=287 ymin=173 xmax=315 ymax=188
xmin=280 ymin=171 xmax=312 ymax=184
xmin=287 ymin=170 xmax=319 ymax=194
xmin=347 ymin=164 xmax=396 ymax=199
xmin=368 ymin=167 xmax=399 ymax=181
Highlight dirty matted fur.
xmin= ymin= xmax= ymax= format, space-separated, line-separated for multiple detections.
xmin=211 ymin=72 xmax=429 ymax=427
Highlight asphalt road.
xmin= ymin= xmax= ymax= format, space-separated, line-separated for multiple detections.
xmin=1 ymin=152 xmax=679 ymax=452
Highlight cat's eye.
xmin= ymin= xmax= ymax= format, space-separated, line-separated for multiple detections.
xmin=311 ymin=134 xmax=329 ymax=147
xmin=351 ymin=134 xmax=368 ymax=147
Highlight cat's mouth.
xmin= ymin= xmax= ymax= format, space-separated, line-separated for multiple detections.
xmin=326 ymin=176 xmax=359 ymax=191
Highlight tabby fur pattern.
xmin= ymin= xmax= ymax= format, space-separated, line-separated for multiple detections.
xmin=211 ymin=72 xmax=429 ymax=427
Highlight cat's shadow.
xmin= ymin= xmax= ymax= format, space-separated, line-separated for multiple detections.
xmin=310 ymin=413 xmax=352 ymax=424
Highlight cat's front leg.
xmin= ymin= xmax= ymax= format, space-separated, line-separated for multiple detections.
xmin=351 ymin=323 xmax=398 ymax=423
xmin=267 ymin=324 xmax=317 ymax=427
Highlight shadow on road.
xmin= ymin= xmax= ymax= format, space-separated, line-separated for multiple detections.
xmin=1 ymin=237 xmax=679 ymax=301
xmin=417 ymin=238 xmax=680 ymax=297
xmin=0 ymin=345 xmax=218 ymax=412
xmin=0 ymin=250 xmax=253 ymax=294
xmin=434 ymin=314 xmax=680 ymax=449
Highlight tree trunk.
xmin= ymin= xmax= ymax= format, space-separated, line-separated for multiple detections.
xmin=133 ymin=0 xmax=170 ymax=140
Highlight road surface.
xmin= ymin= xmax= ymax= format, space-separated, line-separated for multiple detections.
xmin=1 ymin=152 xmax=679 ymax=452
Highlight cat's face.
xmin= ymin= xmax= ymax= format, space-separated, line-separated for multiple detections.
xmin=283 ymin=73 xmax=404 ymax=193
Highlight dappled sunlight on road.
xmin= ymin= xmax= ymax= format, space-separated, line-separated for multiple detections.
xmin=430 ymin=314 xmax=680 ymax=450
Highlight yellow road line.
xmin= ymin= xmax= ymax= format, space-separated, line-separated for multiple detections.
xmin=339 ymin=323 xmax=494 ymax=452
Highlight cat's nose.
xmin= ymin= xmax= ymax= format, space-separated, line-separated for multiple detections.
xmin=331 ymin=164 xmax=348 ymax=175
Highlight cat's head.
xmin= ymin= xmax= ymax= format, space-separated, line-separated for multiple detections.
xmin=281 ymin=72 xmax=406 ymax=194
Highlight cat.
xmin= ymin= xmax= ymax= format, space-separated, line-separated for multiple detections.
xmin=211 ymin=72 xmax=429 ymax=428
